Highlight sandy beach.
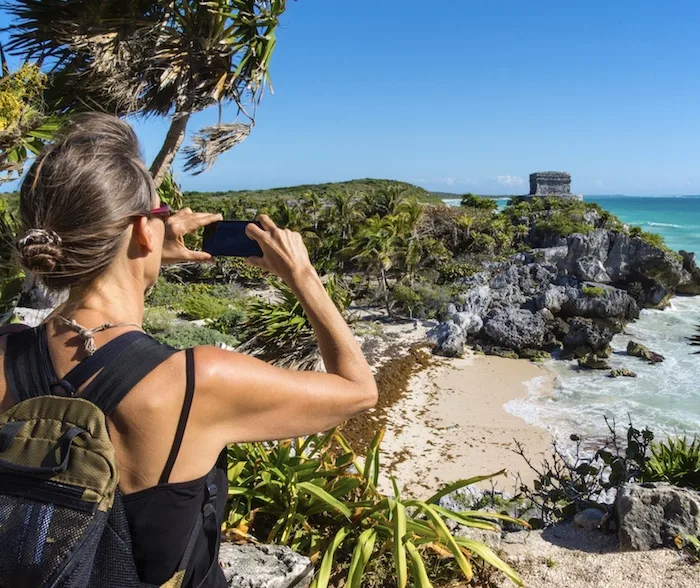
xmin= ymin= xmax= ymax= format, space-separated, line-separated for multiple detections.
xmin=378 ymin=351 xmax=555 ymax=498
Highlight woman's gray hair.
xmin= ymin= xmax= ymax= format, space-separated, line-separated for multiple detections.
xmin=16 ymin=113 xmax=157 ymax=291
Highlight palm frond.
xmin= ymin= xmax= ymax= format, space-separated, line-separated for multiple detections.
xmin=181 ymin=122 xmax=251 ymax=174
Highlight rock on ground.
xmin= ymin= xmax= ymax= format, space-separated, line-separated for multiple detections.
xmin=219 ymin=543 xmax=314 ymax=588
xmin=617 ymin=483 xmax=700 ymax=551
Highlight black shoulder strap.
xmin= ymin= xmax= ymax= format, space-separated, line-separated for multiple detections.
xmin=159 ymin=347 xmax=195 ymax=485
xmin=5 ymin=328 xmax=51 ymax=403
xmin=79 ymin=335 xmax=178 ymax=415
xmin=59 ymin=330 xmax=149 ymax=393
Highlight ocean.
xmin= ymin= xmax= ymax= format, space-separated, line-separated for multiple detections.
xmin=444 ymin=195 xmax=700 ymax=441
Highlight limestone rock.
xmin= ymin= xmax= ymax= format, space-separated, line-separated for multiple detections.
xmin=562 ymin=285 xmax=639 ymax=321
xmin=219 ymin=543 xmax=314 ymax=588
xmin=535 ymin=284 xmax=569 ymax=313
xmin=577 ymin=354 xmax=611 ymax=370
xmin=483 ymin=308 xmax=549 ymax=351
xmin=627 ymin=341 xmax=665 ymax=364
xmin=574 ymin=508 xmax=605 ymax=531
xmin=563 ymin=317 xmax=613 ymax=354
xmin=610 ymin=368 xmax=637 ymax=378
xmin=677 ymin=250 xmax=700 ymax=295
xmin=616 ymin=483 xmax=700 ymax=551
xmin=605 ymin=232 xmax=688 ymax=288
xmin=576 ymin=257 xmax=611 ymax=283
xmin=430 ymin=320 xmax=467 ymax=358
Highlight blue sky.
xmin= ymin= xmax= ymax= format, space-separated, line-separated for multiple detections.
xmin=3 ymin=0 xmax=700 ymax=195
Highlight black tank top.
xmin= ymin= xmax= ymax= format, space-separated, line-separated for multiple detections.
xmin=3 ymin=326 xmax=228 ymax=588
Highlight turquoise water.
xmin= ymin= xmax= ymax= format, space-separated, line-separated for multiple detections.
xmin=587 ymin=195 xmax=700 ymax=254
xmin=443 ymin=195 xmax=700 ymax=440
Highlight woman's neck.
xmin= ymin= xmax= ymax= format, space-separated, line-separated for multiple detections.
xmin=60 ymin=273 xmax=147 ymax=327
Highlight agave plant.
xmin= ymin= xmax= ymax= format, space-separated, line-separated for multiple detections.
xmin=236 ymin=275 xmax=351 ymax=370
xmin=644 ymin=436 xmax=700 ymax=490
xmin=225 ymin=428 xmax=525 ymax=587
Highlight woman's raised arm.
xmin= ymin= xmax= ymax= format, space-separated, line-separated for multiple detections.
xmin=195 ymin=215 xmax=377 ymax=445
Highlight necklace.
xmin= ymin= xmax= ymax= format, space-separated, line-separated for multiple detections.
xmin=56 ymin=315 xmax=142 ymax=356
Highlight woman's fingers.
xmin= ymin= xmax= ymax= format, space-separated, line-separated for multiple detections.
xmin=245 ymin=222 xmax=267 ymax=242
xmin=258 ymin=214 xmax=277 ymax=233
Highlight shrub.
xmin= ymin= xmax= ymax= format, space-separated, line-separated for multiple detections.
xmin=225 ymin=429 xmax=526 ymax=587
xmin=469 ymin=232 xmax=497 ymax=253
xmin=644 ymin=436 xmax=700 ymax=490
xmin=390 ymin=281 xmax=458 ymax=320
xmin=460 ymin=193 xmax=498 ymax=211
xmin=146 ymin=279 xmax=190 ymax=310
xmin=210 ymin=306 xmax=248 ymax=336
xmin=142 ymin=306 xmax=178 ymax=333
xmin=516 ymin=417 xmax=654 ymax=527
xmin=582 ymin=285 xmax=606 ymax=298
xmin=437 ymin=260 xmax=480 ymax=284
xmin=181 ymin=291 xmax=229 ymax=321
xmin=215 ymin=257 xmax=266 ymax=287
xmin=629 ymin=226 xmax=668 ymax=250
xmin=148 ymin=322 xmax=239 ymax=349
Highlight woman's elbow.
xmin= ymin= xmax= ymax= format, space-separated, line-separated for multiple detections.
xmin=354 ymin=379 xmax=378 ymax=413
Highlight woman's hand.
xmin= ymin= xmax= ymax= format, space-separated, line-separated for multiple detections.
xmin=161 ymin=208 xmax=223 ymax=265
xmin=245 ymin=215 xmax=316 ymax=286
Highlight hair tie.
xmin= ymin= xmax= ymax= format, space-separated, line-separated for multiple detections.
xmin=16 ymin=228 xmax=63 ymax=251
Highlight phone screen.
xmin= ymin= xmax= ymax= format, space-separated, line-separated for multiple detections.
xmin=202 ymin=221 xmax=264 ymax=257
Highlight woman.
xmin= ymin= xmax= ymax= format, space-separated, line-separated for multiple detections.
xmin=0 ymin=114 xmax=377 ymax=587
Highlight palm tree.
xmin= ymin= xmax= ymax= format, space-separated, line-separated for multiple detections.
xmin=5 ymin=0 xmax=287 ymax=187
xmin=395 ymin=198 xmax=426 ymax=284
xmin=344 ymin=215 xmax=399 ymax=315
xmin=361 ymin=185 xmax=407 ymax=218
xmin=323 ymin=188 xmax=365 ymax=258
xmin=301 ymin=190 xmax=322 ymax=233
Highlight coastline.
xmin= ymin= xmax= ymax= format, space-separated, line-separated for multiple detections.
xmin=378 ymin=350 xmax=555 ymax=498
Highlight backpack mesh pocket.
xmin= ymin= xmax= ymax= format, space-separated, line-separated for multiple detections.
xmin=0 ymin=491 xmax=96 ymax=588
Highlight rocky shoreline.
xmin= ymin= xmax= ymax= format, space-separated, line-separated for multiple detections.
xmin=432 ymin=219 xmax=700 ymax=365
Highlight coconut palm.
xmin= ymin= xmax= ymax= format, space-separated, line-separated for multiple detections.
xmin=344 ymin=215 xmax=400 ymax=315
xmin=325 ymin=188 xmax=364 ymax=247
xmin=5 ymin=0 xmax=287 ymax=187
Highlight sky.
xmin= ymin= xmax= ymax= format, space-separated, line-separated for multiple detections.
xmin=3 ymin=0 xmax=700 ymax=196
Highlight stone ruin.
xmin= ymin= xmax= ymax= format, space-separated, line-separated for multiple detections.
xmin=528 ymin=171 xmax=582 ymax=200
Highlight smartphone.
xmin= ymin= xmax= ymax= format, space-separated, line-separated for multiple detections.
xmin=202 ymin=221 xmax=264 ymax=257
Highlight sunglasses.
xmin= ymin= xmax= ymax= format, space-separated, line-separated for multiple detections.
xmin=143 ymin=204 xmax=172 ymax=220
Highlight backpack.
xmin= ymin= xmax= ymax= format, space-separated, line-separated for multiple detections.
xmin=0 ymin=327 xmax=219 ymax=588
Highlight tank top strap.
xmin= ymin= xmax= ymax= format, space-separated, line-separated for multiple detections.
xmin=159 ymin=347 xmax=196 ymax=485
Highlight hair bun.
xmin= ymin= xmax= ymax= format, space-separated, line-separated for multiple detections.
xmin=16 ymin=228 xmax=63 ymax=274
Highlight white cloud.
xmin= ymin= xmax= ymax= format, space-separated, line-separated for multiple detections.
xmin=496 ymin=175 xmax=526 ymax=187
xmin=595 ymin=180 xmax=603 ymax=187
xmin=440 ymin=177 xmax=457 ymax=187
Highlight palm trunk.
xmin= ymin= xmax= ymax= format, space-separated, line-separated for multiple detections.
xmin=380 ymin=267 xmax=392 ymax=316
xmin=150 ymin=113 xmax=191 ymax=188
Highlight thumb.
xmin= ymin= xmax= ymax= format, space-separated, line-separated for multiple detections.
xmin=246 ymin=256 xmax=266 ymax=269
xmin=183 ymin=250 xmax=216 ymax=264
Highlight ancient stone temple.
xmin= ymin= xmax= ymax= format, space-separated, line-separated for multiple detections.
xmin=528 ymin=171 xmax=582 ymax=200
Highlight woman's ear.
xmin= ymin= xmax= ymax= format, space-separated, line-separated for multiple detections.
xmin=132 ymin=216 xmax=156 ymax=253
